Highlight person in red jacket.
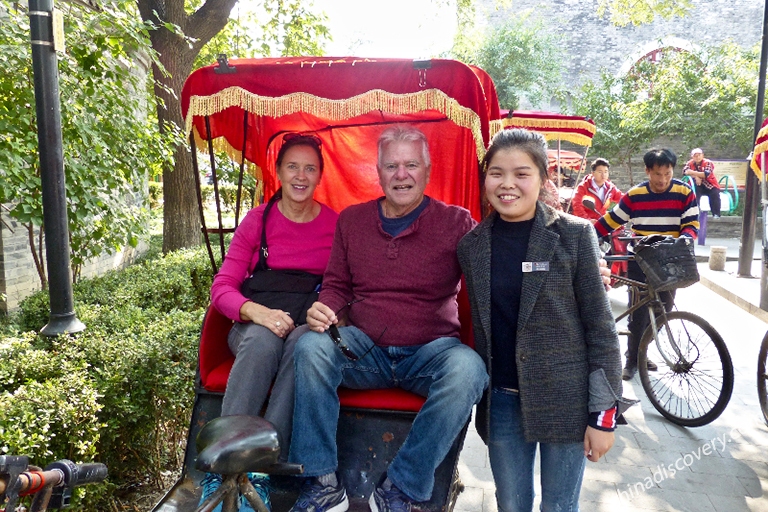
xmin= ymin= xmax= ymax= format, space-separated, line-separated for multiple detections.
xmin=682 ymin=147 xmax=721 ymax=218
xmin=572 ymin=158 xmax=624 ymax=222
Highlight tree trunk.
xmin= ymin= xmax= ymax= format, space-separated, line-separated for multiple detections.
xmin=152 ymin=55 xmax=201 ymax=253
xmin=137 ymin=0 xmax=238 ymax=253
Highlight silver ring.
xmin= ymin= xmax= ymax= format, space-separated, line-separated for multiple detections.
xmin=276 ymin=321 xmax=281 ymax=327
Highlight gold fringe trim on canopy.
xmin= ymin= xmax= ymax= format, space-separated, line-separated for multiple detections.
xmin=185 ymin=87 xmax=487 ymax=160
xmin=489 ymin=119 xmax=504 ymax=137
xmin=490 ymin=117 xmax=595 ymax=147
xmin=750 ymin=139 xmax=768 ymax=181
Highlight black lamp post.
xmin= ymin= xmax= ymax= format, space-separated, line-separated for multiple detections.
xmin=28 ymin=0 xmax=85 ymax=335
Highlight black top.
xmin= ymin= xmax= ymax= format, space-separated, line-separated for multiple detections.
xmin=490 ymin=217 xmax=534 ymax=389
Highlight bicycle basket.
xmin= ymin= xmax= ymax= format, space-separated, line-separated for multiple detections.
xmin=634 ymin=236 xmax=699 ymax=292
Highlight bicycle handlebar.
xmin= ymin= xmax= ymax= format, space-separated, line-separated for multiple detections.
xmin=44 ymin=460 xmax=108 ymax=488
xmin=1 ymin=458 xmax=107 ymax=512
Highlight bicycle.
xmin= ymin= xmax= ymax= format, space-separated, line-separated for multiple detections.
xmin=0 ymin=455 xmax=107 ymax=512
xmin=758 ymin=331 xmax=768 ymax=426
xmin=606 ymin=236 xmax=734 ymax=427
xmin=194 ymin=415 xmax=303 ymax=512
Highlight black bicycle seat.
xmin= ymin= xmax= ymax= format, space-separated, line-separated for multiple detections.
xmin=195 ymin=415 xmax=280 ymax=475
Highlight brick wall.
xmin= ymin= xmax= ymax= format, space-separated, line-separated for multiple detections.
xmin=479 ymin=0 xmax=763 ymax=109
xmin=0 ymin=209 xmax=149 ymax=314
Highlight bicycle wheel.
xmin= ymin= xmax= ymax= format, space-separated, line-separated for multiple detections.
xmin=638 ymin=311 xmax=733 ymax=427
xmin=758 ymin=330 xmax=768 ymax=426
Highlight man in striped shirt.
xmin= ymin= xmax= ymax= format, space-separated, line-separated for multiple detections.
xmin=595 ymin=148 xmax=699 ymax=380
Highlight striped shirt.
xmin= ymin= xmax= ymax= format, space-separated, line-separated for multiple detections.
xmin=589 ymin=406 xmax=617 ymax=431
xmin=594 ymin=179 xmax=699 ymax=241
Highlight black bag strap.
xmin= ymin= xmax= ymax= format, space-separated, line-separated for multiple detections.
xmin=255 ymin=188 xmax=282 ymax=272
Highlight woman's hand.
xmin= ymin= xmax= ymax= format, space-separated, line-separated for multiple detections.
xmin=584 ymin=426 xmax=614 ymax=462
xmin=239 ymin=301 xmax=295 ymax=337
xmin=306 ymin=301 xmax=337 ymax=333
xmin=598 ymin=258 xmax=612 ymax=291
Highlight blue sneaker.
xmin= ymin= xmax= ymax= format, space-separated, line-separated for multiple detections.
xmin=198 ymin=472 xmax=223 ymax=512
xmin=240 ymin=472 xmax=272 ymax=511
xmin=369 ymin=473 xmax=412 ymax=512
xmin=288 ymin=475 xmax=348 ymax=512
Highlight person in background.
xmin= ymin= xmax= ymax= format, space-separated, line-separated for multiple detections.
xmin=594 ymin=148 xmax=698 ymax=380
xmin=458 ymin=128 xmax=633 ymax=512
xmin=206 ymin=133 xmax=339 ymax=511
xmin=572 ymin=158 xmax=623 ymax=222
xmin=542 ymin=177 xmax=563 ymax=211
xmin=682 ymin=147 xmax=721 ymax=218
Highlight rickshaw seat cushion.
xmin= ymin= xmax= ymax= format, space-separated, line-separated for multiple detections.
xmin=202 ymin=356 xmax=425 ymax=411
xmin=204 ymin=358 xmax=235 ymax=392
xmin=337 ymin=387 xmax=425 ymax=412
xmin=198 ymin=306 xmax=236 ymax=389
xmin=199 ymin=284 xmax=474 ymax=413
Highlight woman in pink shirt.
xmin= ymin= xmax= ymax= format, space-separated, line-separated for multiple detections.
xmin=205 ymin=134 xmax=338 ymax=510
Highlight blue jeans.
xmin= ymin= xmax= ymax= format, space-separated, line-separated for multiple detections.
xmin=489 ymin=388 xmax=585 ymax=512
xmin=289 ymin=326 xmax=488 ymax=502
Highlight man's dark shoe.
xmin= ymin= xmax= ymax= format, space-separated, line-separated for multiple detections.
xmin=646 ymin=360 xmax=658 ymax=372
xmin=369 ymin=473 xmax=412 ymax=512
xmin=622 ymin=365 xmax=637 ymax=380
xmin=289 ymin=475 xmax=348 ymax=512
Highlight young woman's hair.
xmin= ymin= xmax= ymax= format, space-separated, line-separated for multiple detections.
xmin=377 ymin=125 xmax=431 ymax=168
xmin=482 ymin=128 xmax=549 ymax=185
xmin=643 ymin=148 xmax=677 ymax=169
xmin=276 ymin=133 xmax=325 ymax=173
xmin=591 ymin=157 xmax=610 ymax=171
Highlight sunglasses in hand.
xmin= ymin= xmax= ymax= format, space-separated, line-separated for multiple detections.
xmin=326 ymin=299 xmax=385 ymax=361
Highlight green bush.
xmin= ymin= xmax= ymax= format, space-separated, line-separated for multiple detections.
xmin=201 ymin=184 xmax=257 ymax=214
xmin=3 ymin=244 xmax=215 ymax=509
xmin=148 ymin=181 xmax=163 ymax=210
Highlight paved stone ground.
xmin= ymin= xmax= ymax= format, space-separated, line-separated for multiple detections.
xmin=455 ymin=260 xmax=768 ymax=512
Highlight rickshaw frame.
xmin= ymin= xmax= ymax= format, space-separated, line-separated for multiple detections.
xmin=152 ymin=55 xmax=503 ymax=512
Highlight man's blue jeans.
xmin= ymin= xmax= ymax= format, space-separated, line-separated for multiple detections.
xmin=289 ymin=326 xmax=488 ymax=502
xmin=489 ymin=388 xmax=586 ymax=512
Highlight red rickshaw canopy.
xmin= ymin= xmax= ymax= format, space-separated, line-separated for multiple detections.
xmin=751 ymin=117 xmax=768 ymax=180
xmin=547 ymin=149 xmax=585 ymax=170
xmin=181 ymin=57 xmax=502 ymax=219
xmin=492 ymin=110 xmax=596 ymax=147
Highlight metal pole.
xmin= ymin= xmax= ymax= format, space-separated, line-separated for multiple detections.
xmin=740 ymin=0 xmax=768 ymax=282
xmin=28 ymin=0 xmax=85 ymax=335
xmin=761 ymin=152 xmax=768 ymax=310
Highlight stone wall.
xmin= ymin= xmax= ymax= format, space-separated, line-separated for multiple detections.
xmin=478 ymin=0 xmax=763 ymax=110
xmin=703 ymin=215 xmax=762 ymax=240
xmin=0 ymin=210 xmax=148 ymax=313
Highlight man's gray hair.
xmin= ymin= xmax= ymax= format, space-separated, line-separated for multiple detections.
xmin=377 ymin=125 xmax=431 ymax=169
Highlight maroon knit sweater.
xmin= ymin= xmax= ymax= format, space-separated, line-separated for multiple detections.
xmin=319 ymin=197 xmax=476 ymax=347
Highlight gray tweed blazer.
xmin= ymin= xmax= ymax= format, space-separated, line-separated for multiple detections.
xmin=457 ymin=202 xmax=624 ymax=444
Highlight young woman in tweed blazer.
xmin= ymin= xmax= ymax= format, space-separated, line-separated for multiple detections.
xmin=457 ymin=129 xmax=634 ymax=512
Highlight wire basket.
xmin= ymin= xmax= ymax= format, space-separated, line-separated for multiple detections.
xmin=634 ymin=236 xmax=699 ymax=292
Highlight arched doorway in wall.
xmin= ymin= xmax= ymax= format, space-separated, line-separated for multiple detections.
xmin=618 ymin=36 xmax=700 ymax=77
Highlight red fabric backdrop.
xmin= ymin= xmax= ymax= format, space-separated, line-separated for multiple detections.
xmin=181 ymin=57 xmax=501 ymax=219
xmin=751 ymin=117 xmax=768 ymax=179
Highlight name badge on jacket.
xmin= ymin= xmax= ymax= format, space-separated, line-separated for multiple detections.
xmin=522 ymin=261 xmax=550 ymax=272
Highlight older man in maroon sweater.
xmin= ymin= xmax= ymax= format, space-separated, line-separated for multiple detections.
xmin=288 ymin=125 xmax=489 ymax=512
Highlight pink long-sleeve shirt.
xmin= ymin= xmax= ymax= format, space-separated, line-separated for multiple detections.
xmin=211 ymin=202 xmax=339 ymax=322
xmin=319 ymin=198 xmax=476 ymax=347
